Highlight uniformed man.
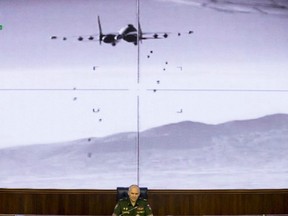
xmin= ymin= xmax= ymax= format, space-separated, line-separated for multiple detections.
xmin=112 ymin=184 xmax=153 ymax=216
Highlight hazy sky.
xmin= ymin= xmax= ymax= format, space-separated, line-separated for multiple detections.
xmin=1 ymin=0 xmax=288 ymax=148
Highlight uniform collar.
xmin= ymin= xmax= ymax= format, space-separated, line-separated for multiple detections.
xmin=128 ymin=198 xmax=140 ymax=207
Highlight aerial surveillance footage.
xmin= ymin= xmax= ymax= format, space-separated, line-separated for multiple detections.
xmin=51 ymin=15 xmax=193 ymax=46
xmin=0 ymin=0 xmax=288 ymax=189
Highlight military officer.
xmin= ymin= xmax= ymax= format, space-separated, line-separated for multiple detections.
xmin=112 ymin=184 xmax=153 ymax=216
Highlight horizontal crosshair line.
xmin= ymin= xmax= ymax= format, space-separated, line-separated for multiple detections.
xmin=1 ymin=88 xmax=288 ymax=93
xmin=0 ymin=88 xmax=130 ymax=91
xmin=147 ymin=89 xmax=288 ymax=92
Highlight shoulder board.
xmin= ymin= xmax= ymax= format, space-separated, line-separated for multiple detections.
xmin=119 ymin=197 xmax=129 ymax=202
xmin=138 ymin=198 xmax=147 ymax=201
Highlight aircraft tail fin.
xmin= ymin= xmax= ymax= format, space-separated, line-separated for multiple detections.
xmin=138 ymin=20 xmax=143 ymax=44
xmin=97 ymin=15 xmax=103 ymax=44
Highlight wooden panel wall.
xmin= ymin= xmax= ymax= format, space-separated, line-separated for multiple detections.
xmin=0 ymin=189 xmax=288 ymax=215
xmin=148 ymin=189 xmax=288 ymax=215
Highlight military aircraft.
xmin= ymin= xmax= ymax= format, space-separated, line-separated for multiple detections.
xmin=51 ymin=16 xmax=193 ymax=46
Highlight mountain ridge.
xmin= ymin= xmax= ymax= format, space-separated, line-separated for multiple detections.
xmin=0 ymin=113 xmax=287 ymax=188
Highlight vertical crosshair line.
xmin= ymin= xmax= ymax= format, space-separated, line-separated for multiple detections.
xmin=136 ymin=0 xmax=140 ymax=186
xmin=137 ymin=0 xmax=140 ymax=84
xmin=137 ymin=95 xmax=140 ymax=185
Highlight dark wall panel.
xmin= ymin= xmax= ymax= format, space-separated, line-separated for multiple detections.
xmin=1 ymin=189 xmax=288 ymax=215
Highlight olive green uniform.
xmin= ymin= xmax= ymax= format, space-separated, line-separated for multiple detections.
xmin=113 ymin=198 xmax=153 ymax=216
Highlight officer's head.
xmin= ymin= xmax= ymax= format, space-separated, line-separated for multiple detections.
xmin=128 ymin=184 xmax=140 ymax=203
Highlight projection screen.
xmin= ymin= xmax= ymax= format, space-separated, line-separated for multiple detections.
xmin=0 ymin=0 xmax=288 ymax=189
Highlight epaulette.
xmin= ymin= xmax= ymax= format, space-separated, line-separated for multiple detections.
xmin=119 ymin=197 xmax=129 ymax=202
xmin=138 ymin=197 xmax=147 ymax=202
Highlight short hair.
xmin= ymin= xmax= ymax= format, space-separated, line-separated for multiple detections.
xmin=128 ymin=184 xmax=140 ymax=193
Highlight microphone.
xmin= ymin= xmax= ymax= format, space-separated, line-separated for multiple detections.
xmin=119 ymin=205 xmax=138 ymax=216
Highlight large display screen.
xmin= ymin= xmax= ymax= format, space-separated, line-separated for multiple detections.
xmin=0 ymin=0 xmax=288 ymax=189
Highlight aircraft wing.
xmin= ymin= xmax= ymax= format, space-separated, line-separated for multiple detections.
xmin=51 ymin=32 xmax=121 ymax=46
xmin=50 ymin=34 xmax=100 ymax=42
xmin=140 ymin=30 xmax=193 ymax=40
